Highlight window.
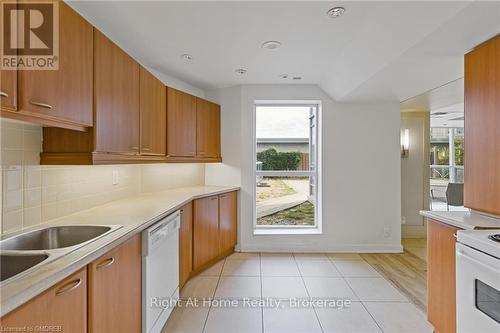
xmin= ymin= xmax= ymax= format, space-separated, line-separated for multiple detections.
xmin=254 ymin=102 xmax=321 ymax=231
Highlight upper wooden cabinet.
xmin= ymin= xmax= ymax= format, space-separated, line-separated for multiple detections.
xmin=196 ymin=98 xmax=221 ymax=158
xmin=0 ymin=70 xmax=17 ymax=111
xmin=94 ymin=29 xmax=140 ymax=155
xmin=427 ymin=219 xmax=460 ymax=333
xmin=88 ymin=235 xmax=142 ymax=333
xmin=464 ymin=36 xmax=500 ymax=215
xmin=167 ymin=87 xmax=197 ymax=158
xmin=140 ymin=67 xmax=166 ymax=156
xmin=166 ymin=87 xmax=222 ymax=162
xmin=1 ymin=2 xmax=93 ymax=131
xmin=0 ymin=268 xmax=87 ymax=332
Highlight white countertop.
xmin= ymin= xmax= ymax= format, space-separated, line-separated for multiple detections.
xmin=420 ymin=210 xmax=500 ymax=230
xmin=0 ymin=185 xmax=239 ymax=317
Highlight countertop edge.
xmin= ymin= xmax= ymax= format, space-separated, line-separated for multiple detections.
xmin=420 ymin=210 xmax=500 ymax=230
xmin=0 ymin=186 xmax=240 ymax=317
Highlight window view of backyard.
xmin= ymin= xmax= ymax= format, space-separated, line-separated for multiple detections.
xmin=430 ymin=127 xmax=466 ymax=211
xmin=255 ymin=104 xmax=319 ymax=227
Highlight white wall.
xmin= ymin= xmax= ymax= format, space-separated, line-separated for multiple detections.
xmin=205 ymin=84 xmax=402 ymax=252
xmin=401 ymin=112 xmax=430 ymax=238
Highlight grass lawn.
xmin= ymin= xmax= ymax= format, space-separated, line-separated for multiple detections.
xmin=256 ymin=178 xmax=296 ymax=202
xmin=257 ymin=201 xmax=315 ymax=225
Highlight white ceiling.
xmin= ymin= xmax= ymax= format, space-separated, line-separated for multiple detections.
xmin=401 ymin=78 xmax=465 ymax=128
xmin=67 ymin=1 xmax=500 ymax=102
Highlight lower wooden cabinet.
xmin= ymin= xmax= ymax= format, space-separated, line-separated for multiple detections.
xmin=88 ymin=235 xmax=142 ymax=333
xmin=193 ymin=195 xmax=220 ymax=270
xmin=219 ymin=191 xmax=237 ymax=254
xmin=179 ymin=202 xmax=193 ymax=288
xmin=192 ymin=191 xmax=238 ymax=273
xmin=0 ymin=268 xmax=87 ymax=332
xmin=427 ymin=219 xmax=460 ymax=333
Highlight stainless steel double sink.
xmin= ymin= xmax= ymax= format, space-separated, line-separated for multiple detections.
xmin=0 ymin=225 xmax=122 ymax=283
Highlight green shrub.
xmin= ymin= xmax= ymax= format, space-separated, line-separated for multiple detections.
xmin=257 ymin=148 xmax=301 ymax=170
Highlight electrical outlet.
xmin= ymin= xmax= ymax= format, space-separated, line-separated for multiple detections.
xmin=401 ymin=216 xmax=406 ymax=224
xmin=112 ymin=170 xmax=119 ymax=185
xmin=383 ymin=226 xmax=392 ymax=238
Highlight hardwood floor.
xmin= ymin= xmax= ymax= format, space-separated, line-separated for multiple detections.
xmin=361 ymin=238 xmax=428 ymax=312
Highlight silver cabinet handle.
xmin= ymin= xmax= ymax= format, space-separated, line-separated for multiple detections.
xmin=96 ymin=257 xmax=115 ymax=270
xmin=142 ymin=147 xmax=151 ymax=151
xmin=0 ymin=91 xmax=8 ymax=98
xmin=221 ymin=194 xmax=227 ymax=199
xmin=130 ymin=146 xmax=139 ymax=150
xmin=29 ymin=100 xmax=53 ymax=109
xmin=55 ymin=278 xmax=82 ymax=296
xmin=210 ymin=197 xmax=217 ymax=201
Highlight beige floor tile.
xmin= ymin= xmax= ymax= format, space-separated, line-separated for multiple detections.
xmin=180 ymin=276 xmax=219 ymax=300
xmin=215 ymin=276 xmax=261 ymax=299
xmin=346 ymin=278 xmax=408 ymax=301
xmin=297 ymin=260 xmax=341 ymax=277
xmin=402 ymin=238 xmax=427 ymax=248
xmin=161 ymin=302 xmax=209 ymax=333
xmin=199 ymin=259 xmax=225 ymax=276
xmin=333 ymin=260 xmax=382 ymax=277
xmin=261 ymin=258 xmax=300 ymax=276
xmin=263 ymin=301 xmax=322 ymax=333
xmin=261 ymin=252 xmax=294 ymax=259
xmin=204 ymin=304 xmax=262 ymax=333
xmin=262 ymin=277 xmax=309 ymax=299
xmin=227 ymin=252 xmax=260 ymax=260
xmin=303 ymin=277 xmax=358 ymax=300
xmin=363 ymin=302 xmax=433 ymax=333
xmin=327 ymin=253 xmax=363 ymax=261
xmin=222 ymin=259 xmax=261 ymax=276
xmin=315 ymin=302 xmax=381 ymax=333
xmin=293 ymin=253 xmax=328 ymax=260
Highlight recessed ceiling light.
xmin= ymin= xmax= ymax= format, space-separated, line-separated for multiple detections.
xmin=327 ymin=6 xmax=346 ymax=18
xmin=279 ymin=74 xmax=289 ymax=79
xmin=235 ymin=68 xmax=247 ymax=75
xmin=262 ymin=41 xmax=282 ymax=50
xmin=292 ymin=76 xmax=302 ymax=80
xmin=180 ymin=54 xmax=193 ymax=61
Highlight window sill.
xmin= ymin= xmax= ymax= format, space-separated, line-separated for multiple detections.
xmin=253 ymin=228 xmax=322 ymax=236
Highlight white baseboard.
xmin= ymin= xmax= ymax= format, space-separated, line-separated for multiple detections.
xmin=239 ymin=243 xmax=403 ymax=253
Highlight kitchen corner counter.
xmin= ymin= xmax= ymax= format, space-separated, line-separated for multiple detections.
xmin=420 ymin=210 xmax=500 ymax=230
xmin=0 ymin=185 xmax=239 ymax=317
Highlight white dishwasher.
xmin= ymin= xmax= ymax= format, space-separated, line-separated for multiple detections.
xmin=142 ymin=211 xmax=180 ymax=333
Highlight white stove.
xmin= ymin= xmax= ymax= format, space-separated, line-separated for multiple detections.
xmin=456 ymin=229 xmax=500 ymax=333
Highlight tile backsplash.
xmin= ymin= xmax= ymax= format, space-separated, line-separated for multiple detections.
xmin=0 ymin=119 xmax=205 ymax=234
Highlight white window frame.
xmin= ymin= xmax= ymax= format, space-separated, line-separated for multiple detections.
xmin=252 ymin=100 xmax=322 ymax=234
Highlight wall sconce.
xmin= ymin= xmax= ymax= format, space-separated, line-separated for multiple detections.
xmin=401 ymin=128 xmax=409 ymax=158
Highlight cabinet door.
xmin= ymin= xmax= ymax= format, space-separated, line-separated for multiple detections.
xmin=19 ymin=2 xmax=93 ymax=126
xmin=464 ymin=36 xmax=500 ymax=215
xmin=427 ymin=219 xmax=459 ymax=333
xmin=219 ymin=191 xmax=237 ymax=254
xmin=0 ymin=268 xmax=87 ymax=331
xmin=140 ymin=67 xmax=166 ymax=156
xmin=166 ymin=87 xmax=196 ymax=157
xmin=0 ymin=69 xmax=17 ymax=110
xmin=196 ymin=98 xmax=221 ymax=158
xmin=193 ymin=195 xmax=219 ymax=270
xmin=179 ymin=201 xmax=193 ymax=288
xmin=94 ymin=30 xmax=140 ymax=154
xmin=89 ymin=235 xmax=141 ymax=333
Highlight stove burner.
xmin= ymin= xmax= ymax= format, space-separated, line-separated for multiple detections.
xmin=489 ymin=234 xmax=500 ymax=243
